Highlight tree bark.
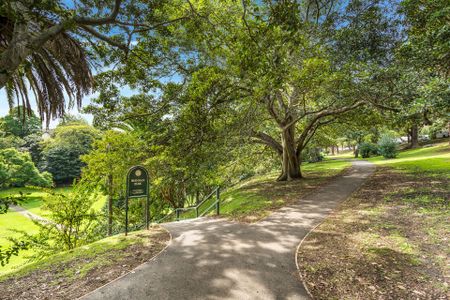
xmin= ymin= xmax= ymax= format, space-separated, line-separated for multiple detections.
xmin=277 ymin=126 xmax=302 ymax=181
xmin=331 ymin=146 xmax=335 ymax=155
xmin=107 ymin=173 xmax=113 ymax=236
xmin=410 ymin=124 xmax=420 ymax=148
xmin=448 ymin=120 xmax=450 ymax=145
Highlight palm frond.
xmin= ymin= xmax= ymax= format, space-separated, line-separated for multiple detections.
xmin=1 ymin=16 xmax=93 ymax=125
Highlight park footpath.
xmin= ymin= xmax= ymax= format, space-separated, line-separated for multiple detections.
xmin=81 ymin=160 xmax=375 ymax=300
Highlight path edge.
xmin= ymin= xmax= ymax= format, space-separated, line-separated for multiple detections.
xmin=77 ymin=225 xmax=173 ymax=299
xmin=294 ymin=161 xmax=375 ymax=300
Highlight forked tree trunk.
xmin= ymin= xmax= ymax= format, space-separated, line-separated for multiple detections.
xmin=277 ymin=126 xmax=302 ymax=181
xmin=410 ymin=124 xmax=420 ymax=148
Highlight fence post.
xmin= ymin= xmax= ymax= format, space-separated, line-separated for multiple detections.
xmin=216 ymin=187 xmax=220 ymax=215
xmin=196 ymin=207 xmax=199 ymax=218
xmin=176 ymin=209 xmax=180 ymax=221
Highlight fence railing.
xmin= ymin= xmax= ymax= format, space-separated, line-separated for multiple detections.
xmin=155 ymin=187 xmax=220 ymax=223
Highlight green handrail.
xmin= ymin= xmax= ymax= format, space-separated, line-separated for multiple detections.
xmin=175 ymin=187 xmax=220 ymax=221
xmin=154 ymin=187 xmax=221 ymax=223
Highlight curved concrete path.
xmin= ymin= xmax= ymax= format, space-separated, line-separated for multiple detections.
xmin=10 ymin=204 xmax=47 ymax=222
xmin=82 ymin=161 xmax=374 ymax=300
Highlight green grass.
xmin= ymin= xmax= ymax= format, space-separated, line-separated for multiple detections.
xmin=0 ymin=186 xmax=106 ymax=217
xmin=366 ymin=142 xmax=450 ymax=175
xmin=302 ymin=159 xmax=351 ymax=174
xmin=0 ymin=186 xmax=107 ymax=274
xmin=0 ymin=211 xmax=40 ymax=275
xmin=0 ymin=229 xmax=153 ymax=280
xmin=0 ymin=187 xmax=72 ymax=217
xmin=327 ymin=150 xmax=355 ymax=159
xmin=218 ymin=159 xmax=351 ymax=221
xmin=164 ymin=159 xmax=352 ymax=223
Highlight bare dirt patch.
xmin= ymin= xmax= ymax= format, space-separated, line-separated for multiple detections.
xmin=0 ymin=226 xmax=170 ymax=300
xmin=297 ymin=167 xmax=449 ymax=299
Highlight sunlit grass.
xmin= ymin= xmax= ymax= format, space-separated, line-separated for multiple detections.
xmin=218 ymin=159 xmax=351 ymax=221
xmin=0 ymin=211 xmax=40 ymax=275
xmin=0 ymin=186 xmax=107 ymax=274
xmin=0 ymin=229 xmax=154 ymax=280
xmin=367 ymin=142 xmax=450 ymax=175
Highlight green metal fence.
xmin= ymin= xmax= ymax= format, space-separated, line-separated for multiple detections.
xmin=155 ymin=187 xmax=220 ymax=223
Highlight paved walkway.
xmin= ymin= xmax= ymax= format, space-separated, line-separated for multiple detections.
xmin=10 ymin=204 xmax=47 ymax=222
xmin=82 ymin=161 xmax=374 ymax=300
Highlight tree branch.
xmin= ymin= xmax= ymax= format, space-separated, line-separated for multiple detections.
xmin=251 ymin=131 xmax=283 ymax=156
xmin=296 ymin=100 xmax=365 ymax=152
xmin=73 ymin=0 xmax=122 ymax=26
xmin=80 ymin=25 xmax=128 ymax=51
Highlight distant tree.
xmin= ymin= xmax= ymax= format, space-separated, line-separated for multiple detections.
xmin=0 ymin=133 xmax=23 ymax=150
xmin=0 ymin=148 xmax=52 ymax=188
xmin=41 ymin=122 xmax=99 ymax=183
xmin=20 ymin=133 xmax=45 ymax=167
xmin=0 ymin=106 xmax=41 ymax=138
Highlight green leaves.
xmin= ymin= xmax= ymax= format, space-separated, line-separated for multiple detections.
xmin=0 ymin=148 xmax=52 ymax=188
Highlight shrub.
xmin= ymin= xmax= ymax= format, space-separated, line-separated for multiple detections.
xmin=358 ymin=142 xmax=378 ymax=158
xmin=378 ymin=134 xmax=398 ymax=158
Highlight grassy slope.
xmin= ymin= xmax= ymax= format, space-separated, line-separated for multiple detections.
xmin=219 ymin=159 xmax=351 ymax=222
xmin=297 ymin=142 xmax=450 ymax=298
xmin=0 ymin=211 xmax=40 ymax=274
xmin=0 ymin=227 xmax=169 ymax=300
xmin=368 ymin=142 xmax=450 ymax=173
xmin=170 ymin=159 xmax=351 ymax=223
xmin=0 ymin=229 xmax=158 ymax=280
xmin=0 ymin=186 xmax=106 ymax=274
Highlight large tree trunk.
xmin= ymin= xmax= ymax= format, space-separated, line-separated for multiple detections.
xmin=277 ymin=126 xmax=302 ymax=181
xmin=410 ymin=124 xmax=420 ymax=148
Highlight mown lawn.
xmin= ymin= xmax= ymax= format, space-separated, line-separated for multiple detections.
xmin=0 ymin=187 xmax=72 ymax=217
xmin=0 ymin=211 xmax=40 ymax=275
xmin=368 ymin=142 xmax=450 ymax=174
xmin=297 ymin=143 xmax=450 ymax=299
xmin=218 ymin=159 xmax=352 ymax=222
xmin=0 ymin=186 xmax=106 ymax=274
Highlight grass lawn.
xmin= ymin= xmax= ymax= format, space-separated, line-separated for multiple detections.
xmin=0 ymin=227 xmax=169 ymax=300
xmin=0 ymin=186 xmax=106 ymax=274
xmin=218 ymin=159 xmax=352 ymax=222
xmin=367 ymin=142 xmax=450 ymax=175
xmin=0 ymin=186 xmax=106 ymax=217
xmin=0 ymin=211 xmax=40 ymax=275
xmin=297 ymin=143 xmax=450 ymax=299
xmin=0 ymin=187 xmax=72 ymax=217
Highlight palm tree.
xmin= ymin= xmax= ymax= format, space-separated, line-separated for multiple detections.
xmin=1 ymin=15 xmax=93 ymax=125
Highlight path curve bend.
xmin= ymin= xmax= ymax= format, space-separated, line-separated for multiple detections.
xmin=82 ymin=160 xmax=374 ymax=300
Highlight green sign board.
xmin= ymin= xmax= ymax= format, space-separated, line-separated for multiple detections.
xmin=126 ymin=166 xmax=149 ymax=198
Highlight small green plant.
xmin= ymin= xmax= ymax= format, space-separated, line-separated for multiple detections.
xmin=10 ymin=184 xmax=101 ymax=261
xmin=358 ymin=142 xmax=378 ymax=158
xmin=378 ymin=134 xmax=398 ymax=158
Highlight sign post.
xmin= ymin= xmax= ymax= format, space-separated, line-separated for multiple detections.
xmin=125 ymin=166 xmax=150 ymax=236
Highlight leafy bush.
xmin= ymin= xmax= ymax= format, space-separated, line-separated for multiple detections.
xmin=358 ymin=142 xmax=378 ymax=158
xmin=0 ymin=148 xmax=53 ymax=188
xmin=378 ymin=134 xmax=398 ymax=158
xmin=301 ymin=147 xmax=324 ymax=163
